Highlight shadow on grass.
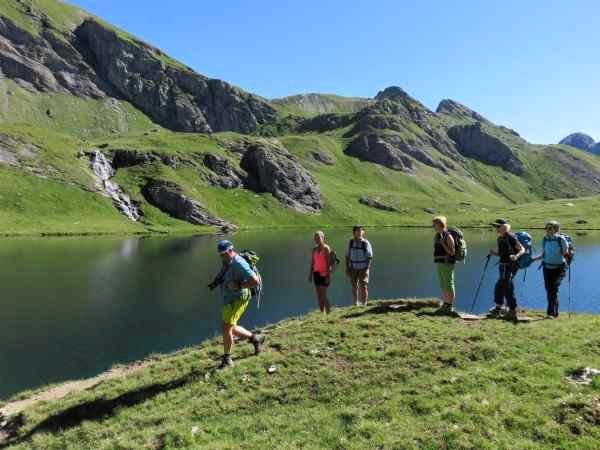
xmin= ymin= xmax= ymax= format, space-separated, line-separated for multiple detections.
xmin=1 ymin=353 xmax=256 ymax=448
xmin=342 ymin=300 xmax=440 ymax=319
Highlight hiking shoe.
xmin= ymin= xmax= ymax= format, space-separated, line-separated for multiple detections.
xmin=486 ymin=306 xmax=504 ymax=318
xmin=503 ymin=309 xmax=518 ymax=322
xmin=434 ymin=302 xmax=454 ymax=316
xmin=218 ymin=354 xmax=234 ymax=370
xmin=250 ymin=333 xmax=265 ymax=355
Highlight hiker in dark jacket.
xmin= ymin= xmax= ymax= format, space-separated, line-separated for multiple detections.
xmin=432 ymin=216 xmax=456 ymax=315
xmin=532 ymin=221 xmax=570 ymax=318
xmin=346 ymin=225 xmax=373 ymax=306
xmin=488 ymin=219 xmax=525 ymax=321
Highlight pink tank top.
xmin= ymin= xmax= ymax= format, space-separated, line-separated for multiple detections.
xmin=312 ymin=248 xmax=329 ymax=275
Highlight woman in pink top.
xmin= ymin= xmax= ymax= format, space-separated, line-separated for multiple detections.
xmin=308 ymin=230 xmax=332 ymax=314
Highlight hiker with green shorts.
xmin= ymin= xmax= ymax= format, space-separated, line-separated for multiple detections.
xmin=213 ymin=240 xmax=264 ymax=369
xmin=346 ymin=225 xmax=373 ymax=306
xmin=432 ymin=216 xmax=457 ymax=315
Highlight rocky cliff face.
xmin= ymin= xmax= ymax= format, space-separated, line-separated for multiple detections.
xmin=240 ymin=140 xmax=323 ymax=213
xmin=0 ymin=14 xmax=275 ymax=134
xmin=448 ymin=123 xmax=525 ymax=175
xmin=0 ymin=16 xmax=105 ymax=97
xmin=74 ymin=20 xmax=276 ymax=133
xmin=559 ymin=133 xmax=595 ymax=151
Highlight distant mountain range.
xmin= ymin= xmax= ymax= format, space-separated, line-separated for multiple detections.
xmin=1 ymin=0 xmax=600 ymax=235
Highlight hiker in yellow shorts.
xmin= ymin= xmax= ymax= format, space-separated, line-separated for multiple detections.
xmin=214 ymin=240 xmax=264 ymax=369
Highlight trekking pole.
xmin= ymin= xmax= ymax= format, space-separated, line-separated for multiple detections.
xmin=521 ymin=269 xmax=528 ymax=305
xmin=568 ymin=264 xmax=572 ymax=318
xmin=470 ymin=254 xmax=491 ymax=313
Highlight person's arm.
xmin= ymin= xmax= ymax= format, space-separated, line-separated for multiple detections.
xmin=345 ymin=241 xmax=351 ymax=270
xmin=241 ymin=274 xmax=260 ymax=289
xmin=442 ymin=233 xmax=455 ymax=256
xmin=510 ymin=242 xmax=525 ymax=261
xmin=532 ymin=249 xmax=544 ymax=261
xmin=560 ymin=237 xmax=570 ymax=257
xmin=365 ymin=241 xmax=373 ymax=271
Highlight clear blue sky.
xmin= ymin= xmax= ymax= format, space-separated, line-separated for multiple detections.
xmin=72 ymin=0 xmax=599 ymax=144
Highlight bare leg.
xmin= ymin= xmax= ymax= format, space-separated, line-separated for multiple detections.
xmin=361 ymin=284 xmax=369 ymax=305
xmin=315 ymin=286 xmax=325 ymax=312
xmin=232 ymin=325 xmax=253 ymax=340
xmin=223 ymin=322 xmax=234 ymax=355
xmin=351 ymin=280 xmax=359 ymax=305
xmin=317 ymin=285 xmax=330 ymax=314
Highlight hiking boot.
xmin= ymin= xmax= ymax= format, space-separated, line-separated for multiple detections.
xmin=250 ymin=333 xmax=265 ymax=355
xmin=486 ymin=306 xmax=504 ymax=318
xmin=503 ymin=309 xmax=518 ymax=322
xmin=218 ymin=354 xmax=234 ymax=370
xmin=434 ymin=302 xmax=454 ymax=316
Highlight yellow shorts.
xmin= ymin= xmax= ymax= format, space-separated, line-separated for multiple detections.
xmin=222 ymin=292 xmax=250 ymax=326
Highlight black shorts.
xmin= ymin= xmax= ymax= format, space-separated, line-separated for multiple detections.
xmin=313 ymin=272 xmax=330 ymax=287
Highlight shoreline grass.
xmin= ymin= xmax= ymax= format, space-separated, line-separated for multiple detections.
xmin=2 ymin=298 xmax=600 ymax=449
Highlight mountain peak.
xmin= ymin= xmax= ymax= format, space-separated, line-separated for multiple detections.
xmin=374 ymin=86 xmax=413 ymax=102
xmin=558 ymin=133 xmax=595 ymax=151
xmin=436 ymin=99 xmax=488 ymax=123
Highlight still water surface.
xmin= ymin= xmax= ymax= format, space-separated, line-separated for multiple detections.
xmin=1 ymin=229 xmax=599 ymax=399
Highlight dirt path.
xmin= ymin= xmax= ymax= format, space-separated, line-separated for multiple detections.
xmin=0 ymin=362 xmax=149 ymax=417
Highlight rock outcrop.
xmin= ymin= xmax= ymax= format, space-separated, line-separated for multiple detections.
xmin=359 ymin=196 xmax=398 ymax=212
xmin=589 ymin=143 xmax=600 ymax=155
xmin=448 ymin=123 xmax=525 ymax=175
xmin=203 ymin=154 xmax=244 ymax=188
xmin=298 ymin=113 xmax=355 ymax=133
xmin=436 ymin=99 xmax=489 ymax=123
xmin=142 ymin=179 xmax=230 ymax=226
xmin=559 ymin=133 xmax=595 ymax=151
xmin=89 ymin=150 xmax=140 ymax=221
xmin=73 ymin=20 xmax=276 ymax=133
xmin=0 ymin=17 xmax=105 ymax=97
xmin=346 ymin=134 xmax=414 ymax=172
xmin=240 ymin=140 xmax=323 ymax=213
xmin=311 ymin=151 xmax=336 ymax=166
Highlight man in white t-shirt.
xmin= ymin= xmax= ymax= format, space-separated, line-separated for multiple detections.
xmin=345 ymin=225 xmax=373 ymax=306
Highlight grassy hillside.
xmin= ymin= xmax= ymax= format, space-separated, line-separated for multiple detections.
xmin=1 ymin=122 xmax=598 ymax=236
xmin=0 ymin=80 xmax=156 ymax=140
xmin=271 ymin=93 xmax=372 ymax=117
xmin=3 ymin=299 xmax=600 ymax=449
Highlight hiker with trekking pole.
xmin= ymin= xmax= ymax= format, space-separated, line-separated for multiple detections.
xmin=487 ymin=219 xmax=525 ymax=321
xmin=308 ymin=230 xmax=338 ymax=314
xmin=532 ymin=220 xmax=574 ymax=318
xmin=208 ymin=240 xmax=265 ymax=369
xmin=346 ymin=225 xmax=373 ymax=306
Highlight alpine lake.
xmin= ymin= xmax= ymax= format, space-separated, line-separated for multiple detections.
xmin=2 ymin=228 xmax=599 ymax=399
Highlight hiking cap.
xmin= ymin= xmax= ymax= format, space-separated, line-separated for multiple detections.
xmin=491 ymin=218 xmax=508 ymax=227
xmin=217 ymin=240 xmax=234 ymax=254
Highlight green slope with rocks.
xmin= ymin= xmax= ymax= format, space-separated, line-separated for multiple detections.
xmin=1 ymin=0 xmax=600 ymax=236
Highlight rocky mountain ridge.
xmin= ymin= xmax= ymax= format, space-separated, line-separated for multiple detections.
xmin=1 ymin=0 xmax=600 ymax=234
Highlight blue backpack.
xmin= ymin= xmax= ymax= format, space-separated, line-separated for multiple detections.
xmin=514 ymin=231 xmax=534 ymax=269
